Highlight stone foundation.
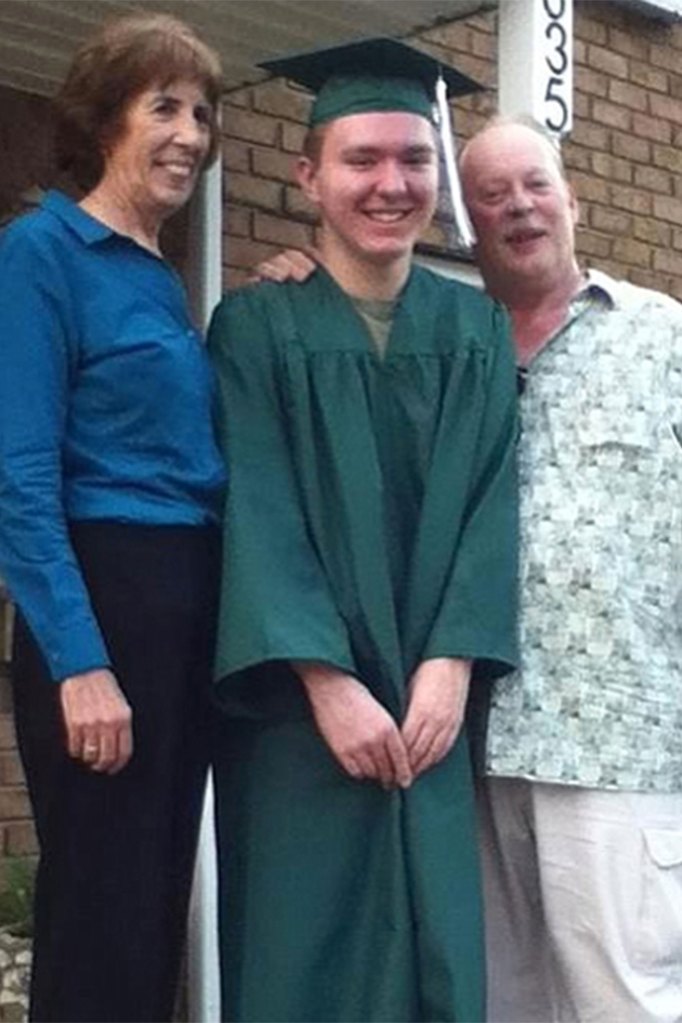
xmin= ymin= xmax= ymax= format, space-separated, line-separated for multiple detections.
xmin=0 ymin=929 xmax=30 ymax=1022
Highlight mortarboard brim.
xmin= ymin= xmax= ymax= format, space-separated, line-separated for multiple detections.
xmin=259 ymin=37 xmax=483 ymax=127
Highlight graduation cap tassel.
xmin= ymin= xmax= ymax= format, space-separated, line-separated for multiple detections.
xmin=435 ymin=75 xmax=476 ymax=252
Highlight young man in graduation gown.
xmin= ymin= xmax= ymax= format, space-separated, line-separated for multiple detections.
xmin=208 ymin=39 xmax=519 ymax=1023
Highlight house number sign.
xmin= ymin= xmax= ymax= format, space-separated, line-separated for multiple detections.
xmin=540 ymin=0 xmax=573 ymax=135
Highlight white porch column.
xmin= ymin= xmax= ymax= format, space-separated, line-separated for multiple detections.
xmin=498 ymin=0 xmax=574 ymax=137
xmin=186 ymin=154 xmax=223 ymax=1023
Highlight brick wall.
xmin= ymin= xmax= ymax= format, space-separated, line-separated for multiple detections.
xmin=221 ymin=1 xmax=682 ymax=302
xmin=570 ymin=2 xmax=682 ymax=300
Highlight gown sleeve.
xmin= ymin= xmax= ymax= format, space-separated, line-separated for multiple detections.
xmin=422 ymin=302 xmax=519 ymax=680
xmin=208 ymin=286 xmax=357 ymax=690
xmin=0 ymin=223 xmax=110 ymax=681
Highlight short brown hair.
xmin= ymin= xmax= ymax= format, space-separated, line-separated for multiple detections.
xmin=54 ymin=12 xmax=223 ymax=191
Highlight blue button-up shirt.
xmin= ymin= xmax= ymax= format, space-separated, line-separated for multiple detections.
xmin=0 ymin=190 xmax=225 ymax=681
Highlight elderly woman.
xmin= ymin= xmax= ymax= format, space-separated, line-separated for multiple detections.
xmin=0 ymin=14 xmax=224 ymax=1022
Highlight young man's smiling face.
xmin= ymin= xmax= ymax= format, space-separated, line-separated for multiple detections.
xmin=298 ymin=111 xmax=439 ymax=276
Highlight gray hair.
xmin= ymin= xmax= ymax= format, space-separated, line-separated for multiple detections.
xmin=459 ymin=113 xmax=566 ymax=180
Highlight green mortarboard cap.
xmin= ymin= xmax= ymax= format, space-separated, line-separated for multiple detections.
xmin=259 ymin=37 xmax=482 ymax=127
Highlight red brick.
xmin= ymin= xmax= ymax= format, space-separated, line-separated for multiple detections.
xmin=654 ymin=195 xmax=682 ymax=225
xmin=592 ymin=99 xmax=631 ymax=131
xmin=420 ymin=23 xmax=473 ymax=50
xmin=633 ymin=216 xmax=672 ymax=247
xmin=281 ymin=122 xmax=307 ymax=155
xmin=607 ymin=27 xmax=649 ymax=60
xmin=4 ymin=820 xmax=37 ymax=857
xmin=632 ymin=113 xmax=671 ymax=145
xmin=588 ymin=257 xmax=630 ymax=279
xmin=454 ymin=108 xmax=489 ymax=141
xmin=575 ymin=12 xmax=608 ymax=46
xmin=612 ymin=236 xmax=652 ymax=269
xmin=573 ymin=92 xmax=590 ymax=120
xmin=223 ymin=88 xmax=249 ymax=110
xmin=612 ymin=184 xmax=652 ymax=215
xmin=608 ymin=79 xmax=648 ymax=112
xmin=630 ymin=269 xmax=671 ymax=293
xmin=650 ymin=93 xmax=682 ymax=126
xmin=650 ymin=43 xmax=682 ymax=74
xmin=227 ymin=172 xmax=283 ymax=213
xmin=225 ymin=236 xmax=279 ymax=270
xmin=221 ymin=139 xmax=249 ymax=173
xmin=251 ymin=146 xmax=296 ymax=184
xmin=225 ymin=108 xmax=279 ymax=146
xmin=471 ymin=29 xmax=495 ymax=60
xmin=612 ymin=131 xmax=651 ymax=164
xmin=562 ymin=142 xmax=592 ymax=173
xmin=570 ymin=120 xmax=609 ymax=150
xmin=253 ymin=80 xmax=311 ymax=124
xmin=253 ymin=213 xmax=313 ymax=249
xmin=465 ymin=11 xmax=495 ymax=34
xmin=634 ymin=164 xmax=673 ymax=195
xmin=629 ymin=61 xmax=668 ymax=93
xmin=0 ymin=788 xmax=31 ymax=821
xmin=652 ymin=145 xmax=682 ymax=177
xmin=226 ymin=207 xmax=250 ymax=239
xmin=438 ymin=51 xmax=494 ymax=88
xmin=589 ymin=206 xmax=632 ymax=235
xmin=571 ymin=171 xmax=611 ymax=204
xmin=586 ymin=45 xmax=629 ymax=80
xmin=466 ymin=90 xmax=498 ymax=118
xmin=0 ymin=717 xmax=16 ymax=752
xmin=0 ymin=753 xmax=25 ymax=788
xmin=575 ymin=229 xmax=612 ymax=259
xmin=575 ymin=66 xmax=609 ymax=98
xmin=591 ymin=152 xmax=632 ymax=184
xmin=654 ymin=249 xmax=682 ymax=276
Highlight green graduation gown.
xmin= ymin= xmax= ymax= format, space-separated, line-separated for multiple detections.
xmin=208 ymin=265 xmax=518 ymax=1023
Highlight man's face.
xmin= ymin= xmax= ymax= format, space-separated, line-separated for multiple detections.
xmin=297 ymin=111 xmax=438 ymax=271
xmin=460 ymin=124 xmax=579 ymax=301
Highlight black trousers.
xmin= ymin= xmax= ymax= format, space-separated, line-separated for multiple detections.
xmin=12 ymin=522 xmax=220 ymax=1023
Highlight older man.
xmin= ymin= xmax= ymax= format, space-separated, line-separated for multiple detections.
xmin=460 ymin=118 xmax=682 ymax=1023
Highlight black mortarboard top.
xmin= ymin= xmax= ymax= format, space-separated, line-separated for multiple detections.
xmin=259 ymin=37 xmax=483 ymax=127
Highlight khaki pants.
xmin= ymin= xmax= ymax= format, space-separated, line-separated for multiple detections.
xmin=479 ymin=777 xmax=682 ymax=1023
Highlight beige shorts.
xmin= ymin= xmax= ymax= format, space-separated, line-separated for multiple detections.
xmin=478 ymin=777 xmax=682 ymax=1023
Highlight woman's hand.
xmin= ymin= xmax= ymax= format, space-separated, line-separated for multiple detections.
xmin=294 ymin=662 xmax=412 ymax=790
xmin=59 ymin=669 xmax=133 ymax=775
xmin=401 ymin=658 xmax=471 ymax=779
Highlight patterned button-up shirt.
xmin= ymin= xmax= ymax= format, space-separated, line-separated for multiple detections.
xmin=486 ymin=270 xmax=682 ymax=792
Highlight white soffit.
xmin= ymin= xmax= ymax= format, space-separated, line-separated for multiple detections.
xmin=617 ymin=0 xmax=681 ymax=21
xmin=0 ymin=0 xmax=495 ymax=99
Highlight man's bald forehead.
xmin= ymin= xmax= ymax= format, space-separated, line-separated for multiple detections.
xmin=459 ymin=116 xmax=566 ymax=182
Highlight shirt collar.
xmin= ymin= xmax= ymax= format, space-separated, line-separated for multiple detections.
xmin=575 ymin=268 xmax=621 ymax=309
xmin=42 ymin=189 xmax=115 ymax=247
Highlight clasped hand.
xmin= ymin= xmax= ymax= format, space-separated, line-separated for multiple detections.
xmin=295 ymin=658 xmax=471 ymax=789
